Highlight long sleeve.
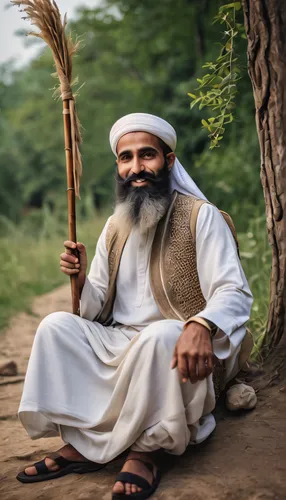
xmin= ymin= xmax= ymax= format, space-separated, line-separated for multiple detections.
xmin=195 ymin=203 xmax=253 ymax=365
xmin=79 ymin=218 xmax=110 ymax=321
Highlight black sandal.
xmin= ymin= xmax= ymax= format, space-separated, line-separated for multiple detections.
xmin=16 ymin=451 xmax=106 ymax=483
xmin=112 ymin=457 xmax=161 ymax=499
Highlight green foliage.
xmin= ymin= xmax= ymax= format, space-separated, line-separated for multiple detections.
xmin=189 ymin=2 xmax=244 ymax=148
xmin=1 ymin=0 xmax=225 ymax=222
xmin=239 ymin=216 xmax=271 ymax=357
xmin=193 ymin=116 xmax=262 ymax=232
xmin=0 ymin=210 xmax=107 ymax=332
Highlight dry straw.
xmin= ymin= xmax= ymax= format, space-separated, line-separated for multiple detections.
xmin=11 ymin=0 xmax=83 ymax=198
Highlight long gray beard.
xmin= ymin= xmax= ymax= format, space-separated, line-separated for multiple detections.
xmin=113 ymin=193 xmax=170 ymax=234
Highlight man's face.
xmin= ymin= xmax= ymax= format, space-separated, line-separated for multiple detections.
xmin=114 ymin=132 xmax=175 ymax=231
xmin=116 ymin=132 xmax=175 ymax=187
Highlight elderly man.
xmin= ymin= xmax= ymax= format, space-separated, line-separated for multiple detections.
xmin=17 ymin=113 xmax=252 ymax=499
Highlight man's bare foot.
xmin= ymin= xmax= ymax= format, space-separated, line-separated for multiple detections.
xmin=113 ymin=451 xmax=157 ymax=496
xmin=24 ymin=444 xmax=87 ymax=476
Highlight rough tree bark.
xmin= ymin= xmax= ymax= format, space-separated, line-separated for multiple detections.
xmin=242 ymin=0 xmax=286 ymax=355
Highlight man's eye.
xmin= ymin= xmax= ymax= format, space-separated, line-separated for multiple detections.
xmin=121 ymin=155 xmax=131 ymax=161
xmin=142 ymin=152 xmax=155 ymax=158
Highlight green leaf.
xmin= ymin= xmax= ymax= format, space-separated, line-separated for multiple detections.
xmin=190 ymin=97 xmax=202 ymax=109
xmin=219 ymin=2 xmax=242 ymax=12
xmin=201 ymin=119 xmax=210 ymax=130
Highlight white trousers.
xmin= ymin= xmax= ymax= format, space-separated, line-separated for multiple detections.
xmin=19 ymin=312 xmax=216 ymax=463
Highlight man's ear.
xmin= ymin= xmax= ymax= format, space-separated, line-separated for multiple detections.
xmin=166 ymin=152 xmax=176 ymax=170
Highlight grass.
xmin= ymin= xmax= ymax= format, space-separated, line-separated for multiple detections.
xmin=0 ymin=211 xmax=107 ymax=332
xmin=239 ymin=215 xmax=271 ymax=358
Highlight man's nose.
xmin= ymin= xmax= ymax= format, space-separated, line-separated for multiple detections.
xmin=131 ymin=155 xmax=144 ymax=174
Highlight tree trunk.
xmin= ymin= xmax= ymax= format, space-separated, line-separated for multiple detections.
xmin=242 ymin=0 xmax=286 ymax=353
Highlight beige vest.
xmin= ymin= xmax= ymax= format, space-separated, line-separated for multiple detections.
xmin=97 ymin=191 xmax=209 ymax=325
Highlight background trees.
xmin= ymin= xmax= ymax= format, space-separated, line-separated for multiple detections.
xmin=1 ymin=0 xmax=262 ymax=222
xmin=1 ymin=0 xmax=270 ymax=344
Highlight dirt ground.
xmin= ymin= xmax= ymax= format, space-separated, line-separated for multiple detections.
xmin=0 ymin=284 xmax=286 ymax=500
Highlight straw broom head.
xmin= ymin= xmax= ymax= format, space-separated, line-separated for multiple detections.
xmin=11 ymin=0 xmax=83 ymax=197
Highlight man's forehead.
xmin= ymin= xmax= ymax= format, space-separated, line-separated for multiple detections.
xmin=116 ymin=131 xmax=161 ymax=154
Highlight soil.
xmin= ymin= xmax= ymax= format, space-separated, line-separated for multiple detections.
xmin=0 ymin=284 xmax=286 ymax=500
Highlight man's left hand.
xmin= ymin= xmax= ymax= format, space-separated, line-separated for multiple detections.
xmin=171 ymin=322 xmax=214 ymax=384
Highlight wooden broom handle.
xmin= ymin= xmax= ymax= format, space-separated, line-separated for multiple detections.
xmin=62 ymin=99 xmax=80 ymax=315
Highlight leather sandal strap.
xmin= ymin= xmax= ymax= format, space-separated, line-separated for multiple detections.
xmin=28 ymin=451 xmax=94 ymax=477
xmin=34 ymin=459 xmax=50 ymax=475
xmin=53 ymin=455 xmax=73 ymax=468
xmin=46 ymin=452 xmax=92 ymax=468
xmin=116 ymin=472 xmax=151 ymax=491
xmin=45 ymin=452 xmax=70 ymax=469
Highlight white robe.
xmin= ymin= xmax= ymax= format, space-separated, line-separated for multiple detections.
xmin=19 ymin=204 xmax=252 ymax=463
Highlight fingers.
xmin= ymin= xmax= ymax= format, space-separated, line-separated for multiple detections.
xmin=171 ymin=324 xmax=215 ymax=383
xmin=61 ymin=242 xmax=80 ymax=275
xmin=76 ymin=242 xmax=87 ymax=268
xmin=177 ymin=354 xmax=189 ymax=383
xmin=64 ymin=240 xmax=77 ymax=250
xmin=205 ymin=353 xmax=214 ymax=377
xmin=188 ymin=355 xmax=197 ymax=384
xmin=60 ymin=259 xmax=80 ymax=269
xmin=76 ymin=242 xmax=86 ymax=254
xmin=63 ymin=241 xmax=86 ymax=258
xmin=171 ymin=346 xmax=178 ymax=369
xmin=60 ymin=252 xmax=79 ymax=264
xmin=174 ymin=355 xmax=214 ymax=384
xmin=60 ymin=253 xmax=79 ymax=277
xmin=187 ymin=354 xmax=214 ymax=383
xmin=60 ymin=266 xmax=79 ymax=275
xmin=61 ymin=241 xmax=87 ymax=277
xmin=197 ymin=357 xmax=207 ymax=381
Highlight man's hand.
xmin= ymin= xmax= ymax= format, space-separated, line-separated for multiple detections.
xmin=171 ymin=321 xmax=214 ymax=384
xmin=60 ymin=241 xmax=87 ymax=291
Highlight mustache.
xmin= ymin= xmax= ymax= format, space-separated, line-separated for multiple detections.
xmin=116 ymin=170 xmax=162 ymax=186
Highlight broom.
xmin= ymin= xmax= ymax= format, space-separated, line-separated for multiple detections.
xmin=11 ymin=0 xmax=83 ymax=314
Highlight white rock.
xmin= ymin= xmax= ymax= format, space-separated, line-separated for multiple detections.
xmin=226 ymin=383 xmax=257 ymax=411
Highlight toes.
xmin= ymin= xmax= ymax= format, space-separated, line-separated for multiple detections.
xmin=45 ymin=458 xmax=60 ymax=471
xmin=24 ymin=466 xmax=37 ymax=476
xmin=24 ymin=458 xmax=60 ymax=477
xmin=125 ymin=483 xmax=132 ymax=495
xmin=113 ymin=481 xmax=125 ymax=494
xmin=131 ymin=484 xmax=137 ymax=494
xmin=126 ymin=483 xmax=143 ymax=495
xmin=112 ymin=480 xmax=143 ymax=495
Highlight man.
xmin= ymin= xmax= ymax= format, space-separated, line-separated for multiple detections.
xmin=17 ymin=113 xmax=252 ymax=499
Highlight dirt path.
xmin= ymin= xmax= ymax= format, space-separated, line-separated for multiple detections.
xmin=0 ymin=285 xmax=286 ymax=500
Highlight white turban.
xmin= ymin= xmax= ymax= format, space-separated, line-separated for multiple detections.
xmin=109 ymin=112 xmax=207 ymax=200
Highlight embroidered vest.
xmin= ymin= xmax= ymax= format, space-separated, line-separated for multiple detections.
xmin=96 ymin=191 xmax=236 ymax=325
